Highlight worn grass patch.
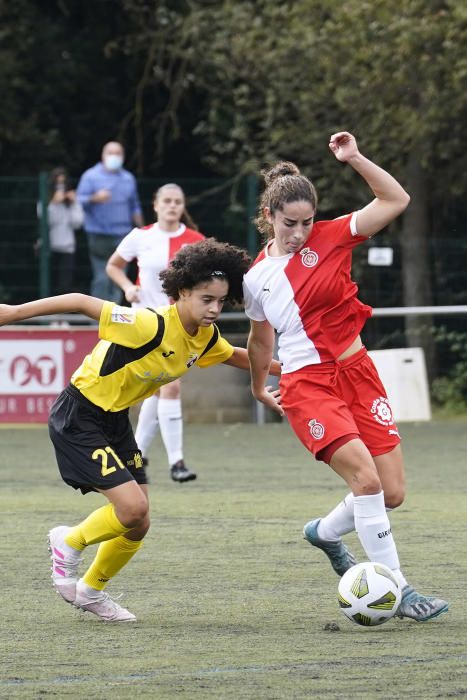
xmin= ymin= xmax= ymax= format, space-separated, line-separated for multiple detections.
xmin=1 ymin=420 xmax=466 ymax=699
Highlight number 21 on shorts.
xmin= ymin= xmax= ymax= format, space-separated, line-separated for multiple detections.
xmin=92 ymin=446 xmax=125 ymax=476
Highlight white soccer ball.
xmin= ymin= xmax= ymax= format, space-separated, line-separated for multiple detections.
xmin=337 ymin=562 xmax=402 ymax=627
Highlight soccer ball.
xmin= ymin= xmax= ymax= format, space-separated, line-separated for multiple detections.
xmin=337 ymin=562 xmax=402 ymax=627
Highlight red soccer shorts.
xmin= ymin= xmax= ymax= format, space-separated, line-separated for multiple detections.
xmin=279 ymin=347 xmax=401 ymax=461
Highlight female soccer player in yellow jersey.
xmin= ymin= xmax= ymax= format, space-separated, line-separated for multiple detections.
xmin=0 ymin=239 xmax=280 ymax=622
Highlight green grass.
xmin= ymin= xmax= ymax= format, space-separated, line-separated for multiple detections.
xmin=1 ymin=420 xmax=466 ymax=699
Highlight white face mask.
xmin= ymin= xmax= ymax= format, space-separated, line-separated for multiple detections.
xmin=103 ymin=154 xmax=123 ymax=171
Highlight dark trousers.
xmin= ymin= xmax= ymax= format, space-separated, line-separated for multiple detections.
xmin=51 ymin=251 xmax=75 ymax=295
xmin=87 ymin=233 xmax=126 ymax=302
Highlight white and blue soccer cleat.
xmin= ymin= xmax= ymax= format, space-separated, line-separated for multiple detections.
xmin=396 ymin=585 xmax=449 ymax=622
xmin=303 ymin=518 xmax=357 ymax=576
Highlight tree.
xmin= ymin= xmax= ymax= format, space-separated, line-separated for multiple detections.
xmin=0 ymin=0 xmax=140 ymax=175
xmin=1 ymin=0 xmax=467 ymax=375
xmin=120 ymin=0 xmax=467 ymax=377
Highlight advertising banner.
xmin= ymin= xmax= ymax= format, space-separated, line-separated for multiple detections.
xmin=0 ymin=327 xmax=98 ymax=423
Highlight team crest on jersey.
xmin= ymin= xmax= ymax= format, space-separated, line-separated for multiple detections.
xmin=111 ymin=306 xmax=136 ymax=324
xmin=300 ymin=248 xmax=319 ymax=268
xmin=308 ymin=418 xmax=325 ymax=440
xmin=186 ymin=353 xmax=198 ymax=368
xmin=371 ymin=397 xmax=394 ymax=426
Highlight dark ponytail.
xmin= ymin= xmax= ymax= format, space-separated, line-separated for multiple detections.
xmin=255 ymin=161 xmax=318 ymax=240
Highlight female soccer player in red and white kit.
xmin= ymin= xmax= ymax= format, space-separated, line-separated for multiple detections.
xmin=243 ymin=131 xmax=448 ymax=622
xmin=107 ymin=184 xmax=204 ymax=483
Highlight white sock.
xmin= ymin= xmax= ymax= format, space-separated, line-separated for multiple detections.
xmin=134 ymin=395 xmax=160 ymax=457
xmin=158 ymin=398 xmax=183 ymax=466
xmin=317 ymin=493 xmax=355 ymax=541
xmin=317 ymin=496 xmax=397 ymax=542
xmin=76 ymin=579 xmax=100 ymax=597
xmin=382 ymin=509 xmax=407 ymax=586
xmin=354 ymin=491 xmax=401 ymax=571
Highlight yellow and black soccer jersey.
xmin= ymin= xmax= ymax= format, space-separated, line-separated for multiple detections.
xmin=71 ymin=302 xmax=234 ymax=411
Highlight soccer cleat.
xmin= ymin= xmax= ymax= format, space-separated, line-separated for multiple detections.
xmin=303 ymin=518 xmax=357 ymax=576
xmin=396 ymin=585 xmax=449 ymax=622
xmin=74 ymin=584 xmax=137 ymax=622
xmin=170 ymin=459 xmax=197 ymax=483
xmin=48 ymin=525 xmax=82 ymax=604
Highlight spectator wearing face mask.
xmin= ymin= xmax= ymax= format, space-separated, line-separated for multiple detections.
xmin=76 ymin=142 xmax=143 ymax=301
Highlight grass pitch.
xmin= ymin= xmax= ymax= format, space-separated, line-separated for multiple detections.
xmin=1 ymin=419 xmax=466 ymax=699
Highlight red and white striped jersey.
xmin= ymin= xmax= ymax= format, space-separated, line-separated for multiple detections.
xmin=242 ymin=213 xmax=372 ymax=373
xmin=117 ymin=223 xmax=205 ymax=308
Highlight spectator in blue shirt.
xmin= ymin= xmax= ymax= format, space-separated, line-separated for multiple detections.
xmin=77 ymin=142 xmax=144 ymax=300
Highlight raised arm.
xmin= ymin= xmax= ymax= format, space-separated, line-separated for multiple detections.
xmin=329 ymin=131 xmax=410 ymax=238
xmin=247 ymin=319 xmax=284 ymax=416
xmin=0 ymin=293 xmax=104 ymax=326
xmin=106 ymin=251 xmax=141 ymax=303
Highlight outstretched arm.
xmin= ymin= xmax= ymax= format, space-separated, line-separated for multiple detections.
xmin=246 ymin=319 xmax=284 ymax=416
xmin=223 ymin=346 xmax=281 ymax=376
xmin=329 ymin=131 xmax=410 ymax=238
xmin=0 ymin=293 xmax=104 ymax=326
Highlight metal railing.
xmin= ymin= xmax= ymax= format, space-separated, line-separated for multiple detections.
xmin=7 ymin=305 xmax=467 ymax=425
xmin=14 ymin=304 xmax=467 ymax=325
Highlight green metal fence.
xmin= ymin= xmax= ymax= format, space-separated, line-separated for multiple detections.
xmin=2 ymin=174 xmax=466 ymax=309
xmin=1 ymin=174 xmax=467 ymax=404
xmin=0 ymin=174 xmax=260 ymax=304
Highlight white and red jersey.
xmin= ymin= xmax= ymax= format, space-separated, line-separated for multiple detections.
xmin=243 ymin=213 xmax=372 ymax=373
xmin=116 ymin=223 xmax=205 ymax=308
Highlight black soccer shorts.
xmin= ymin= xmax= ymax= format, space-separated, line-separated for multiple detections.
xmin=48 ymin=384 xmax=148 ymax=495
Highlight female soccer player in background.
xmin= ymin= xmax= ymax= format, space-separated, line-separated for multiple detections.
xmin=243 ymin=131 xmax=448 ymax=622
xmin=0 ymin=239 xmax=280 ymax=622
xmin=106 ymin=184 xmax=205 ymax=483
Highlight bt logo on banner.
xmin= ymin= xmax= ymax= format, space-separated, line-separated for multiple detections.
xmin=0 ymin=340 xmax=64 ymax=394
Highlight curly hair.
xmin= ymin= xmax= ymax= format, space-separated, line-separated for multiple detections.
xmin=255 ymin=161 xmax=318 ymax=240
xmin=160 ymin=238 xmax=251 ymax=303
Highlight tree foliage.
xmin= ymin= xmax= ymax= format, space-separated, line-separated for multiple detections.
xmin=1 ymin=0 xmax=467 ymax=387
xmin=2 ymin=0 xmax=467 ymax=192
xmin=104 ymin=0 xmax=467 ymax=378
xmin=0 ymin=0 xmax=139 ymax=174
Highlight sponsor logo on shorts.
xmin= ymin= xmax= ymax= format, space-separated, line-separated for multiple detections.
xmin=300 ymin=247 xmax=319 ymax=268
xmin=370 ymin=397 xmax=394 ymax=426
xmin=308 ymin=418 xmax=325 ymax=440
xmin=111 ymin=306 xmax=136 ymax=324
xmin=389 ymin=429 xmax=400 ymax=438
